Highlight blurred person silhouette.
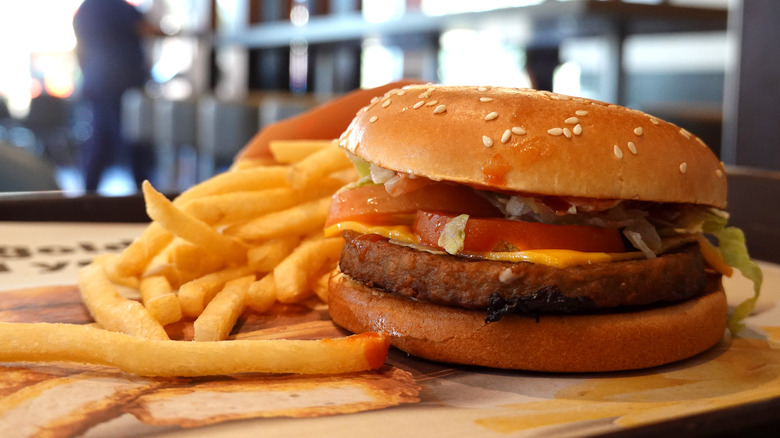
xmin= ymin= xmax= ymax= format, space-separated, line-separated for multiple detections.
xmin=72 ymin=0 xmax=160 ymax=192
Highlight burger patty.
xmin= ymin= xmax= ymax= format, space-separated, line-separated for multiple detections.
xmin=338 ymin=231 xmax=708 ymax=316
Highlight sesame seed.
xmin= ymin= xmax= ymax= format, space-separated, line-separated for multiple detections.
xmin=627 ymin=141 xmax=637 ymax=155
xmin=369 ymin=116 xmax=378 ymax=123
xmin=413 ymin=101 xmax=425 ymax=109
xmin=715 ymin=169 xmax=723 ymax=177
xmin=634 ymin=127 xmax=643 ymax=136
xmin=418 ymin=92 xmax=430 ymax=99
xmin=425 ymin=100 xmax=438 ymax=106
xmin=480 ymin=97 xmax=493 ymax=102
xmin=477 ymin=86 xmax=488 ymax=92
xmin=370 ymin=97 xmax=379 ymax=104
xmin=501 ymin=129 xmax=512 ymax=143
xmin=548 ymin=128 xmax=563 ymax=136
xmin=680 ymin=128 xmax=692 ymax=139
xmin=573 ymin=124 xmax=583 ymax=135
xmin=397 ymin=90 xmax=406 ymax=96
xmin=679 ymin=163 xmax=688 ymax=173
xmin=482 ymin=136 xmax=493 ymax=147
xmin=613 ymin=145 xmax=623 ymax=159
xmin=433 ymin=104 xmax=447 ymax=114
xmin=485 ymin=111 xmax=499 ymax=121
xmin=695 ymin=137 xmax=707 ymax=147
xmin=550 ymin=94 xmax=571 ymax=101
xmin=565 ymin=117 xmax=579 ymax=124
xmin=511 ymin=127 xmax=526 ymax=135
xmin=382 ymin=99 xmax=391 ymax=108
xmin=563 ymin=127 xmax=572 ymax=138
xmin=575 ymin=110 xmax=589 ymax=116
xmin=650 ymin=118 xmax=660 ymax=125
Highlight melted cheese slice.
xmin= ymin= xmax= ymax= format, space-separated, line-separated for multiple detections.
xmin=324 ymin=221 xmax=645 ymax=268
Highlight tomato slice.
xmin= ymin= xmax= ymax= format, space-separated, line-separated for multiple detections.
xmin=414 ymin=211 xmax=626 ymax=253
xmin=326 ymin=183 xmax=501 ymax=227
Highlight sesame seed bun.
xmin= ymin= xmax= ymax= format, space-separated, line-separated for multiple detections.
xmin=339 ymin=85 xmax=727 ymax=208
xmin=328 ymin=271 xmax=727 ymax=372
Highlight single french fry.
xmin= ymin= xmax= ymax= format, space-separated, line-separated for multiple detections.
xmin=142 ymin=181 xmax=247 ymax=266
xmin=268 ymin=140 xmax=333 ymax=164
xmin=92 ymin=253 xmax=140 ymax=289
xmin=178 ymin=266 xmax=254 ymax=318
xmin=224 ymin=196 xmax=331 ymax=241
xmin=247 ymin=273 xmax=277 ymax=313
xmin=77 ymin=263 xmax=169 ymax=340
xmin=139 ymin=275 xmax=182 ymax=326
xmin=287 ymin=143 xmax=351 ymax=190
xmin=173 ymin=165 xmax=290 ymax=205
xmin=247 ymin=236 xmax=301 ymax=272
xmin=193 ymin=275 xmax=254 ymax=342
xmin=274 ymin=235 xmax=345 ymax=303
xmin=114 ymin=222 xmax=174 ymax=278
xmin=183 ymin=188 xmax=301 ymax=225
xmin=229 ymin=157 xmax=275 ymax=170
xmin=0 ymin=322 xmax=390 ymax=376
xmin=169 ymin=241 xmax=225 ymax=276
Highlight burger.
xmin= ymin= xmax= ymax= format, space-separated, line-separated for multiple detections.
xmin=323 ymin=84 xmax=760 ymax=372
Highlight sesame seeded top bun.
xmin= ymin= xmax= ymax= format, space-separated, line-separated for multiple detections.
xmin=339 ymin=84 xmax=727 ymax=209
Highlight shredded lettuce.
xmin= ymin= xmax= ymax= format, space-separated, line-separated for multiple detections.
xmin=344 ymin=151 xmax=373 ymax=187
xmin=438 ymin=214 xmax=469 ymax=255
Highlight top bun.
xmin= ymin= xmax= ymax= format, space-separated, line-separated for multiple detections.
xmin=339 ymin=85 xmax=727 ymax=208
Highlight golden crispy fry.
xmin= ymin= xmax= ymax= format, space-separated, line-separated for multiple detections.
xmin=173 ymin=166 xmax=289 ymax=205
xmin=183 ymin=188 xmax=301 ymax=225
xmin=139 ymin=275 xmax=182 ymax=326
xmin=247 ymin=273 xmax=277 ymax=313
xmin=114 ymin=222 xmax=174 ymax=278
xmin=247 ymin=235 xmax=301 ymax=273
xmin=178 ymin=266 xmax=254 ymax=318
xmin=269 ymin=140 xmax=333 ymax=164
xmin=142 ymin=181 xmax=247 ymax=266
xmin=229 ymin=157 xmax=275 ymax=170
xmin=224 ymin=196 xmax=331 ymax=241
xmin=274 ymin=235 xmax=345 ymax=303
xmin=288 ymin=144 xmax=352 ymax=190
xmin=0 ymin=322 xmax=389 ymax=376
xmin=193 ymin=275 xmax=254 ymax=342
xmin=78 ymin=263 xmax=169 ymax=340
xmin=169 ymin=241 xmax=225 ymax=276
xmin=92 ymin=253 xmax=140 ymax=289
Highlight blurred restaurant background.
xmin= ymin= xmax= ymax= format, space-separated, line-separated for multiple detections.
xmin=0 ymin=0 xmax=777 ymax=196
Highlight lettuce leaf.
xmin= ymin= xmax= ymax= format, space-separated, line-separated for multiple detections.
xmin=691 ymin=208 xmax=761 ymax=334
xmin=344 ymin=151 xmax=373 ymax=187
xmin=712 ymin=226 xmax=763 ymax=334
xmin=438 ymin=214 xmax=469 ymax=255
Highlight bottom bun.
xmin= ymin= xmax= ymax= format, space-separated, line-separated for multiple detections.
xmin=328 ymin=271 xmax=727 ymax=372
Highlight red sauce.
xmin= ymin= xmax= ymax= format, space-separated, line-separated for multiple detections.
xmin=481 ymin=154 xmax=511 ymax=186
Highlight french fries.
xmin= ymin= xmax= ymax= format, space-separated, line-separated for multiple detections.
xmin=0 ymin=322 xmax=389 ymax=376
xmin=274 ymin=235 xmax=344 ymax=303
xmin=78 ymin=262 xmax=169 ymax=340
xmin=268 ymin=139 xmax=331 ymax=164
xmin=140 ymin=275 xmax=182 ymax=326
xmin=193 ymin=275 xmax=254 ymax=341
xmin=0 ymin=139 xmax=383 ymax=377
